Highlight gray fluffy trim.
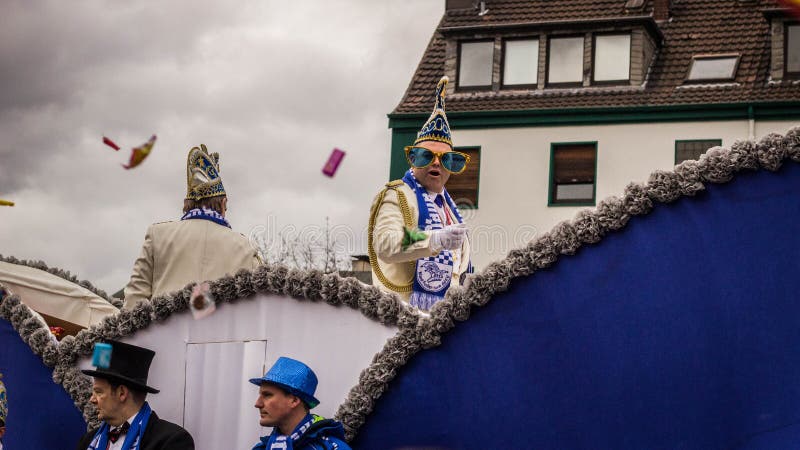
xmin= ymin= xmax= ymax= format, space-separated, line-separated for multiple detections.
xmin=333 ymin=127 xmax=800 ymax=440
xmin=1 ymin=127 xmax=798 ymax=440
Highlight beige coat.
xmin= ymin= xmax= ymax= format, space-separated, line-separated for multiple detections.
xmin=369 ymin=181 xmax=471 ymax=301
xmin=0 ymin=261 xmax=119 ymax=334
xmin=123 ymin=219 xmax=260 ymax=309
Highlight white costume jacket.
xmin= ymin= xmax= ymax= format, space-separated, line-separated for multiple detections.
xmin=369 ymin=181 xmax=471 ymax=301
xmin=123 ymin=219 xmax=260 ymax=309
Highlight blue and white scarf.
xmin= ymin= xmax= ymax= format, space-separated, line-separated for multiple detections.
xmin=86 ymin=402 xmax=153 ymax=450
xmin=180 ymin=207 xmax=231 ymax=228
xmin=253 ymin=414 xmax=337 ymax=450
xmin=403 ymin=170 xmax=471 ymax=310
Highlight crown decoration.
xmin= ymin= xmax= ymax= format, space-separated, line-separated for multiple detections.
xmin=414 ymin=76 xmax=453 ymax=148
xmin=186 ymin=144 xmax=226 ymax=201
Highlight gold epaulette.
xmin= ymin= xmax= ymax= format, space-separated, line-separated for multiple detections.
xmin=367 ymin=181 xmax=415 ymax=293
xmin=386 ymin=179 xmax=404 ymax=188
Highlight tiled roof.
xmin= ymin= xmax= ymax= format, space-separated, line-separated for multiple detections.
xmin=393 ymin=0 xmax=800 ymax=115
xmin=442 ymin=0 xmax=653 ymax=27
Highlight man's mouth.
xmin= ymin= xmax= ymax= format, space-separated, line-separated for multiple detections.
xmin=429 ymin=169 xmax=441 ymax=177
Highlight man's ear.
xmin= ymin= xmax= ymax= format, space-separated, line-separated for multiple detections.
xmin=116 ymin=384 xmax=130 ymax=402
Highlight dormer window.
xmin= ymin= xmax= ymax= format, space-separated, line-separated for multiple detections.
xmin=547 ymin=36 xmax=584 ymax=86
xmin=787 ymin=23 xmax=800 ymax=78
xmin=686 ymin=54 xmax=739 ymax=82
xmin=502 ymin=38 xmax=539 ymax=87
xmin=457 ymin=40 xmax=494 ymax=89
xmin=451 ymin=26 xmax=655 ymax=91
xmin=593 ymin=34 xmax=631 ymax=83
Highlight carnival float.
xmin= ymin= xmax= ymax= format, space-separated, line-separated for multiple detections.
xmin=1 ymin=128 xmax=800 ymax=449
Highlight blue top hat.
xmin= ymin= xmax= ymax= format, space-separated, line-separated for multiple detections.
xmin=249 ymin=357 xmax=320 ymax=408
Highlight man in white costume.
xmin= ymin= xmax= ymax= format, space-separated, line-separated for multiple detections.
xmin=123 ymin=144 xmax=260 ymax=309
xmin=368 ymin=76 xmax=473 ymax=310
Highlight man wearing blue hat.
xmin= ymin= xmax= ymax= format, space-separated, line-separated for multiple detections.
xmin=369 ymin=76 xmax=473 ymax=310
xmin=123 ymin=144 xmax=260 ymax=309
xmin=249 ymin=357 xmax=351 ymax=450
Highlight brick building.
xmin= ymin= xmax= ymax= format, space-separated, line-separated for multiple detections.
xmin=388 ymin=0 xmax=800 ymax=269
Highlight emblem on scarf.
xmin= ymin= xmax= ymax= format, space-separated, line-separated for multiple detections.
xmin=402 ymin=170 xmax=471 ymax=310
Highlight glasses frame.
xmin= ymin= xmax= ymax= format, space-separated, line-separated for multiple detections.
xmin=404 ymin=146 xmax=471 ymax=174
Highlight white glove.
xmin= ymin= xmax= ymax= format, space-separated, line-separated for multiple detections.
xmin=431 ymin=224 xmax=467 ymax=252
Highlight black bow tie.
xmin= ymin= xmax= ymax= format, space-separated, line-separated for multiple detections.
xmin=108 ymin=422 xmax=130 ymax=443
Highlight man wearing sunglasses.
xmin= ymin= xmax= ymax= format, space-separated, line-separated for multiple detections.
xmin=368 ymin=76 xmax=473 ymax=310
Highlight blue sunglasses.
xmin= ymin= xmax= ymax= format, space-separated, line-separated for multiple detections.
xmin=404 ymin=146 xmax=470 ymax=174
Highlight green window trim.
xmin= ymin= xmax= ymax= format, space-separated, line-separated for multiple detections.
xmin=548 ymin=141 xmax=598 ymax=207
xmin=387 ymin=102 xmax=800 ymax=131
xmin=451 ymin=146 xmax=481 ymax=209
xmin=388 ymin=102 xmax=800 ymax=181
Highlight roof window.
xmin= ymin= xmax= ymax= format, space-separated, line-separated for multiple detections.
xmin=686 ymin=54 xmax=739 ymax=82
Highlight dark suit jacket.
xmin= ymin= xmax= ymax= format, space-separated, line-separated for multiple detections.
xmin=75 ymin=412 xmax=194 ymax=450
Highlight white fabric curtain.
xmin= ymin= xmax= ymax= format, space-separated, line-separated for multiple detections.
xmin=184 ymin=340 xmax=270 ymax=450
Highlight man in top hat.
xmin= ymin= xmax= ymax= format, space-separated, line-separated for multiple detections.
xmin=76 ymin=340 xmax=194 ymax=450
xmin=123 ymin=144 xmax=261 ymax=310
xmin=249 ymin=357 xmax=351 ymax=450
xmin=368 ymin=76 xmax=473 ymax=310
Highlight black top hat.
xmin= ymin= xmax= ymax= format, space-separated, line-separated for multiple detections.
xmin=81 ymin=340 xmax=160 ymax=394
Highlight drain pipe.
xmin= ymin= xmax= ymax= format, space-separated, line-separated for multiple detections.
xmin=747 ymin=105 xmax=755 ymax=140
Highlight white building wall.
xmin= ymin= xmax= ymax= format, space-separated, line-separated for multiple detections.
xmin=451 ymin=119 xmax=798 ymax=270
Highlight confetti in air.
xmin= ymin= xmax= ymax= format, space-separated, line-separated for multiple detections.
xmin=322 ymin=148 xmax=346 ymax=177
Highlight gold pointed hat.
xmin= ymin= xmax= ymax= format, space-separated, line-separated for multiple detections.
xmin=186 ymin=144 xmax=226 ymax=201
xmin=414 ymin=76 xmax=452 ymax=148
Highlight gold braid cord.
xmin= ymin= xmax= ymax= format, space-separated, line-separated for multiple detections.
xmin=368 ymin=181 xmax=416 ymax=293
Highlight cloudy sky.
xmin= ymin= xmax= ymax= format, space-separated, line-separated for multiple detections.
xmin=1 ymin=0 xmax=444 ymax=293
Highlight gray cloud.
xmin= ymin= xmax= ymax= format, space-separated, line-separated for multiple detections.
xmin=1 ymin=0 xmax=443 ymax=292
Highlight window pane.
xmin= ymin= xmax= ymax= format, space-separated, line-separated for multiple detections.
xmin=504 ymin=39 xmax=539 ymax=85
xmin=788 ymin=25 xmax=800 ymax=73
xmin=688 ymin=56 xmax=738 ymax=80
xmin=675 ymin=140 xmax=721 ymax=164
xmin=551 ymin=143 xmax=596 ymax=204
xmin=446 ymin=147 xmax=480 ymax=208
xmin=556 ymin=184 xmax=594 ymax=200
xmin=548 ymin=37 xmax=584 ymax=83
xmin=459 ymin=41 xmax=494 ymax=87
xmin=595 ymin=34 xmax=631 ymax=81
